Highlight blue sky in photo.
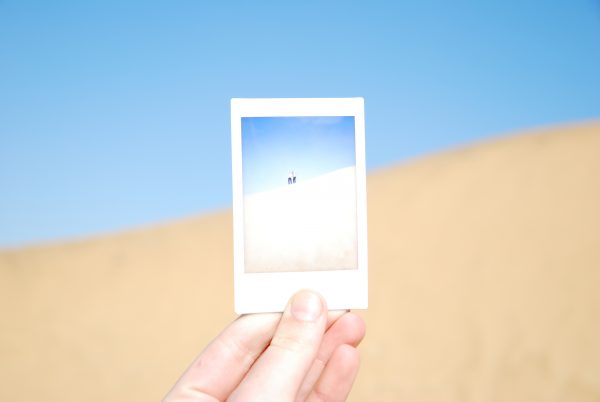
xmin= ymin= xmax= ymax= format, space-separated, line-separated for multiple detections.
xmin=1 ymin=1 xmax=599 ymax=247
xmin=242 ymin=117 xmax=356 ymax=194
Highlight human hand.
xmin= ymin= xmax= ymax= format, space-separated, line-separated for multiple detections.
xmin=163 ymin=290 xmax=366 ymax=402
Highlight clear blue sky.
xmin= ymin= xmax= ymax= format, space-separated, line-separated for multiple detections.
xmin=1 ymin=1 xmax=599 ymax=248
xmin=242 ymin=117 xmax=356 ymax=194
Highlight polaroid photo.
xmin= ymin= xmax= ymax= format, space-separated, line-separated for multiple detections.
xmin=231 ymin=98 xmax=368 ymax=314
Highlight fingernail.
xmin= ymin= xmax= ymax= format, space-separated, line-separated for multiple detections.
xmin=291 ymin=291 xmax=323 ymax=322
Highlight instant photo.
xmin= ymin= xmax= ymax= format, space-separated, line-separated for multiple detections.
xmin=242 ymin=116 xmax=358 ymax=273
xmin=231 ymin=98 xmax=368 ymax=313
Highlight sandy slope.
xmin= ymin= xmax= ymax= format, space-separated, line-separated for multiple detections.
xmin=1 ymin=121 xmax=600 ymax=401
xmin=244 ymin=166 xmax=358 ymax=272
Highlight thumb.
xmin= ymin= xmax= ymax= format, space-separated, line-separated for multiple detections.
xmin=228 ymin=290 xmax=327 ymax=402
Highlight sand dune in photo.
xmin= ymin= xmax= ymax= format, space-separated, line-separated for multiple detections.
xmin=244 ymin=166 xmax=358 ymax=273
xmin=1 ymin=121 xmax=600 ymax=402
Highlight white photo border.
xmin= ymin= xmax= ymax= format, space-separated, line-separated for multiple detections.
xmin=231 ymin=98 xmax=368 ymax=314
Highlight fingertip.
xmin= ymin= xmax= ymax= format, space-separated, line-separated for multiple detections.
xmin=331 ymin=312 xmax=366 ymax=347
xmin=290 ymin=290 xmax=325 ymax=322
xmin=345 ymin=313 xmax=367 ymax=343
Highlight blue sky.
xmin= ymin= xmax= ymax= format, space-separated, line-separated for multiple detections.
xmin=242 ymin=117 xmax=356 ymax=194
xmin=1 ymin=1 xmax=599 ymax=248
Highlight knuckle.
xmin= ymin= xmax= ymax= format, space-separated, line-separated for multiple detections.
xmin=216 ymin=335 xmax=256 ymax=367
xmin=270 ymin=332 xmax=313 ymax=354
xmin=311 ymin=388 xmax=334 ymax=402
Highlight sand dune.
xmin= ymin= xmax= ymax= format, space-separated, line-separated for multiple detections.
xmin=1 ymin=121 xmax=600 ymax=401
xmin=244 ymin=166 xmax=358 ymax=272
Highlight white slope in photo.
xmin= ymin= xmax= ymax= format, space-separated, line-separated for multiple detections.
xmin=243 ymin=166 xmax=358 ymax=273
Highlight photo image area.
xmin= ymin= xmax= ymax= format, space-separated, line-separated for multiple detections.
xmin=241 ymin=116 xmax=358 ymax=273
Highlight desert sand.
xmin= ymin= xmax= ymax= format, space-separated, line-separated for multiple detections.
xmin=1 ymin=121 xmax=600 ymax=401
xmin=244 ymin=166 xmax=358 ymax=272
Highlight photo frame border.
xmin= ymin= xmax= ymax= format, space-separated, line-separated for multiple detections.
xmin=231 ymin=98 xmax=368 ymax=314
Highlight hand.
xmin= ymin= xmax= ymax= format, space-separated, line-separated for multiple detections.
xmin=163 ymin=290 xmax=366 ymax=402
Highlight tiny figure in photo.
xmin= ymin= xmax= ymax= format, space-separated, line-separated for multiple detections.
xmin=288 ymin=171 xmax=292 ymax=185
xmin=292 ymin=170 xmax=296 ymax=184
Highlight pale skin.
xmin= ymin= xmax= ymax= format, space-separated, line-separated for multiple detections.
xmin=163 ymin=290 xmax=366 ymax=402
